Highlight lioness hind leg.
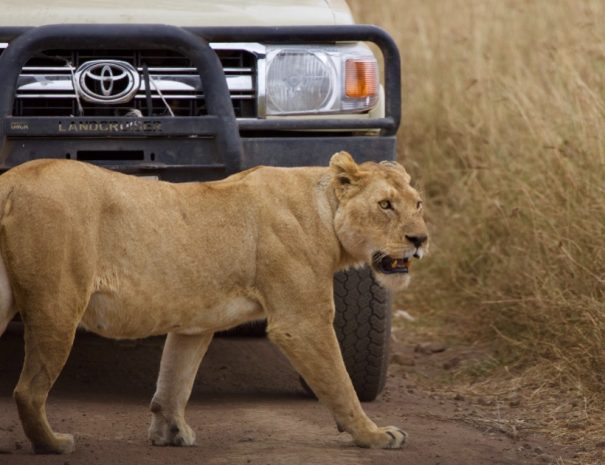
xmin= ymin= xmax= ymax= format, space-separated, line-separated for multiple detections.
xmin=149 ymin=331 xmax=213 ymax=447
xmin=0 ymin=307 xmax=16 ymax=339
xmin=0 ymin=253 xmax=15 ymax=339
xmin=14 ymin=311 xmax=79 ymax=454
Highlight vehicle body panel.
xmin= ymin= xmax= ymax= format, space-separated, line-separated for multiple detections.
xmin=1 ymin=0 xmax=354 ymax=27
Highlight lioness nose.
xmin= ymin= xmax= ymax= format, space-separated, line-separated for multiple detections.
xmin=405 ymin=234 xmax=428 ymax=248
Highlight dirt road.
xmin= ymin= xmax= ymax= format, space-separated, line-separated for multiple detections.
xmin=0 ymin=326 xmax=570 ymax=465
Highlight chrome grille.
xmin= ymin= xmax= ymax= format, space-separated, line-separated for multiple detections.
xmin=1 ymin=45 xmax=258 ymax=118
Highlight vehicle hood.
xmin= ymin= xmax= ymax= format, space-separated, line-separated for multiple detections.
xmin=1 ymin=0 xmax=354 ymax=27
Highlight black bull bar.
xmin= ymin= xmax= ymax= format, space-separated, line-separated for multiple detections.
xmin=0 ymin=24 xmax=401 ymax=174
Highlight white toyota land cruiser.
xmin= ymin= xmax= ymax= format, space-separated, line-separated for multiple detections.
xmin=0 ymin=0 xmax=401 ymax=401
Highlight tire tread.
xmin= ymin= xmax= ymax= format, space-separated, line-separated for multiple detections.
xmin=332 ymin=267 xmax=391 ymax=402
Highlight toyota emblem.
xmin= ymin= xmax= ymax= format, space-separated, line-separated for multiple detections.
xmin=74 ymin=60 xmax=140 ymax=104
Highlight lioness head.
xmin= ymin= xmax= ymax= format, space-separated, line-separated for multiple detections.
xmin=330 ymin=151 xmax=429 ymax=290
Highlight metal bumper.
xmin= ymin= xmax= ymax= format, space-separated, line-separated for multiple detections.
xmin=0 ymin=24 xmax=401 ymax=178
xmin=3 ymin=135 xmax=396 ymax=182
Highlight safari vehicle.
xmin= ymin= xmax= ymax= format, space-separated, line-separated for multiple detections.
xmin=0 ymin=0 xmax=401 ymax=401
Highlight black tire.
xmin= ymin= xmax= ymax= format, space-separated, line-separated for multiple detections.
xmin=301 ymin=266 xmax=392 ymax=402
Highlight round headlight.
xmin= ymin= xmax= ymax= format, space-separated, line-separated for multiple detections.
xmin=266 ymin=51 xmax=336 ymax=114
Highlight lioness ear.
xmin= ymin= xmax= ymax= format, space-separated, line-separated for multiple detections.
xmin=330 ymin=151 xmax=360 ymax=185
xmin=379 ymin=160 xmax=411 ymax=183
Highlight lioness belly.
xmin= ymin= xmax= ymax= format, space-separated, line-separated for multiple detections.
xmin=80 ymin=292 xmax=264 ymax=339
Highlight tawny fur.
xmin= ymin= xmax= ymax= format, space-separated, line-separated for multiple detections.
xmin=0 ymin=151 xmax=428 ymax=454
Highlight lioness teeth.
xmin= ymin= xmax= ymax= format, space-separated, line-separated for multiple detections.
xmin=389 ymin=258 xmax=410 ymax=269
xmin=374 ymin=253 xmax=412 ymax=274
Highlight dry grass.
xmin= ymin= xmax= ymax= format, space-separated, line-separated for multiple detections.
xmin=348 ymin=0 xmax=605 ymax=461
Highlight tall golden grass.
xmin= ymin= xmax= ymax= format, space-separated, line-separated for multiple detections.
xmin=348 ymin=0 xmax=605 ymax=398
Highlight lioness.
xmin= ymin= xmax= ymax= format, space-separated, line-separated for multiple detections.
xmin=0 ymin=151 xmax=428 ymax=454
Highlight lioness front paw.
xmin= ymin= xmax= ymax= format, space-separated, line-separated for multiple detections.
xmin=32 ymin=433 xmax=75 ymax=455
xmin=149 ymin=416 xmax=195 ymax=447
xmin=354 ymin=426 xmax=408 ymax=449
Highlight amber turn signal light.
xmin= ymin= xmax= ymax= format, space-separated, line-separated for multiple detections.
xmin=345 ymin=59 xmax=378 ymax=98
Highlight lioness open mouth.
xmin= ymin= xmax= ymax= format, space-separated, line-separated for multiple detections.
xmin=372 ymin=252 xmax=412 ymax=274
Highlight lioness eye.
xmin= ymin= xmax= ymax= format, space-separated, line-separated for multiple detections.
xmin=379 ymin=200 xmax=392 ymax=210
xmin=417 ymin=200 xmax=423 ymax=210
